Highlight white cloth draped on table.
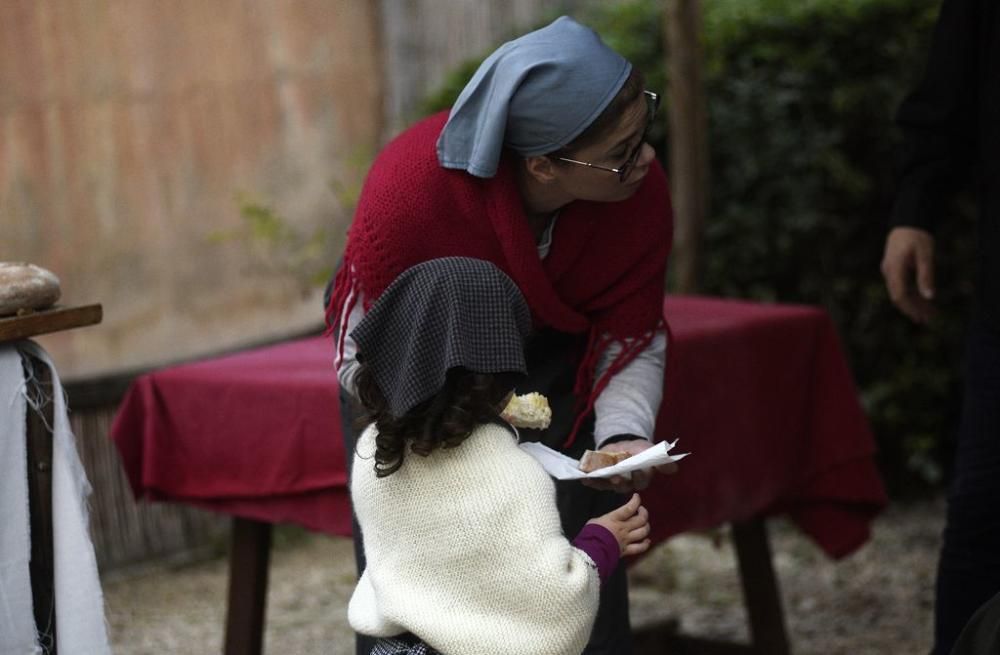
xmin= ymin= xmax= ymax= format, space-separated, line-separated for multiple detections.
xmin=0 ymin=342 xmax=111 ymax=655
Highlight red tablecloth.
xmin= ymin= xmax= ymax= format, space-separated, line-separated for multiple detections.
xmin=111 ymin=296 xmax=887 ymax=559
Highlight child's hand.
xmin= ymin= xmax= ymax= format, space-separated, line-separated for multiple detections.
xmin=586 ymin=493 xmax=651 ymax=557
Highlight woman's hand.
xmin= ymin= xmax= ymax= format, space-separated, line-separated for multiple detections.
xmin=587 ymin=493 xmax=651 ymax=556
xmin=581 ymin=437 xmax=678 ymax=493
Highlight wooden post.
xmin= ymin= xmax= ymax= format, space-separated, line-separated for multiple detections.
xmin=664 ymin=0 xmax=709 ymax=294
xmin=224 ymin=518 xmax=273 ymax=655
xmin=25 ymin=353 xmax=57 ymax=654
xmin=732 ymin=519 xmax=792 ymax=655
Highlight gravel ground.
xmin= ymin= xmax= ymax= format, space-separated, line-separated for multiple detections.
xmin=103 ymin=498 xmax=942 ymax=655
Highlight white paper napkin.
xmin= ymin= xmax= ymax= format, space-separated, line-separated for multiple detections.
xmin=519 ymin=439 xmax=689 ymax=480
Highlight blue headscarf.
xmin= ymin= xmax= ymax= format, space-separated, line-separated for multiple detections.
xmin=436 ymin=16 xmax=631 ymax=178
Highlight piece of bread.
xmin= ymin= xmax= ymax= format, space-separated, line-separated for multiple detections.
xmin=578 ymin=449 xmax=631 ymax=473
xmin=0 ymin=262 xmax=61 ymax=317
xmin=501 ymin=392 xmax=552 ymax=429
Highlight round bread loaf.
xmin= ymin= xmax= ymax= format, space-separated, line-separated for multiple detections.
xmin=0 ymin=262 xmax=61 ymax=316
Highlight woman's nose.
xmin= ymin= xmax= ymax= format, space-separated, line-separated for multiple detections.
xmin=638 ymin=142 xmax=656 ymax=166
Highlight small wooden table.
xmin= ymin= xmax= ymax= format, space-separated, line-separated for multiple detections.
xmin=1 ymin=304 xmax=103 ymax=655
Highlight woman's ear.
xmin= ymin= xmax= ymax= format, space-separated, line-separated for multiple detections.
xmin=523 ymin=155 xmax=558 ymax=184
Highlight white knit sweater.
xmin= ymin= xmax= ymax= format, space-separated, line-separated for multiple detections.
xmin=348 ymin=422 xmax=601 ymax=655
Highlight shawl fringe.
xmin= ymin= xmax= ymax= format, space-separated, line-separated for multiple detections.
xmin=564 ymin=324 xmax=659 ymax=449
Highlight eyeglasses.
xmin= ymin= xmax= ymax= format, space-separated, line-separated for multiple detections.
xmin=556 ymin=90 xmax=660 ymax=183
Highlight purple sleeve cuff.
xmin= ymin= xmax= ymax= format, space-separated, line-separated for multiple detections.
xmin=572 ymin=523 xmax=620 ymax=586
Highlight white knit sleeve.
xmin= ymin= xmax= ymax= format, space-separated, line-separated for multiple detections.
xmin=592 ymin=328 xmax=667 ymax=447
xmin=348 ymin=424 xmax=600 ymax=655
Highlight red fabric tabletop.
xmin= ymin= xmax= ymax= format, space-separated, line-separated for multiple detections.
xmin=651 ymin=297 xmax=887 ymax=559
xmin=111 ymin=296 xmax=887 ymax=559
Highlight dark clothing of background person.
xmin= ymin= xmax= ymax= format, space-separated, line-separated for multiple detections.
xmin=890 ymin=0 xmax=999 ymax=331
xmin=950 ymin=591 xmax=1000 ymax=655
xmin=888 ymin=1 xmax=1000 ymax=652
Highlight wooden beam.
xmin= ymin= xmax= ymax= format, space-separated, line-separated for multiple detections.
xmin=664 ymin=0 xmax=709 ymax=294
xmin=0 ymin=304 xmax=102 ymax=343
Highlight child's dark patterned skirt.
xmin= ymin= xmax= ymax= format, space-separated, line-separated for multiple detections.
xmin=370 ymin=634 xmax=441 ymax=655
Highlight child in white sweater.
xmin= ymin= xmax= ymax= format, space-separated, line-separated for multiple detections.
xmin=346 ymin=258 xmax=651 ymax=655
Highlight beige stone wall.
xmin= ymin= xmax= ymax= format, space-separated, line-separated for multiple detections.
xmin=380 ymin=0 xmax=592 ymax=134
xmin=1 ymin=1 xmax=383 ymax=378
xmin=1 ymin=0 xmax=604 ymax=379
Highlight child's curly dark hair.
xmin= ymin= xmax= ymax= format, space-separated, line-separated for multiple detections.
xmin=354 ymin=364 xmax=519 ymax=477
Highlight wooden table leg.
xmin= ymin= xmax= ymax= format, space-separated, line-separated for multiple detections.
xmin=25 ymin=353 xmax=57 ymax=654
xmin=732 ymin=518 xmax=791 ymax=655
xmin=634 ymin=518 xmax=791 ymax=655
xmin=224 ymin=517 xmax=272 ymax=655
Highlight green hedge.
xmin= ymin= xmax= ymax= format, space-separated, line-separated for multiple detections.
xmin=424 ymin=0 xmax=972 ymax=497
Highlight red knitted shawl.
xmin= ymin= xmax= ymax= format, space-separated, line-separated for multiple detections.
xmin=327 ymin=111 xmax=673 ymax=446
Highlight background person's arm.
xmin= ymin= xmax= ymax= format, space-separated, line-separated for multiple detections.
xmin=884 ymin=0 xmax=979 ymax=323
